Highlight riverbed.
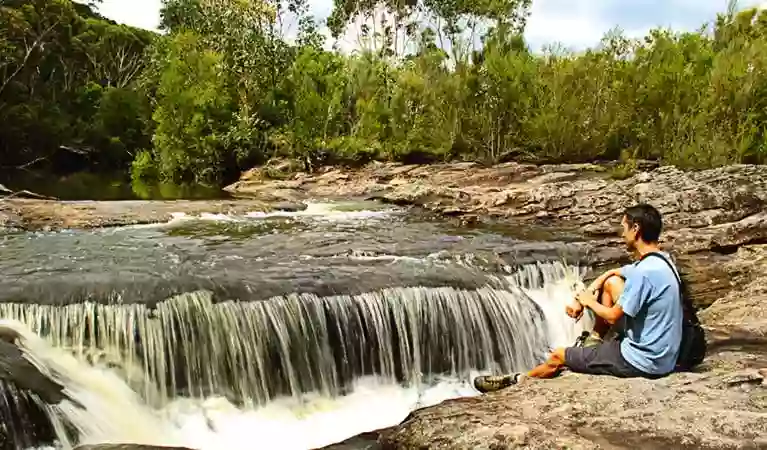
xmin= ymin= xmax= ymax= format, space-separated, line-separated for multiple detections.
xmin=0 ymin=200 xmax=590 ymax=449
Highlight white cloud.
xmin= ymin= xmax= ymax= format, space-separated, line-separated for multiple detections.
xmin=95 ymin=0 xmax=162 ymax=31
xmin=525 ymin=1 xmax=608 ymax=52
xmin=525 ymin=0 xmax=728 ymax=52
xmin=92 ymin=0 xmax=767 ymax=52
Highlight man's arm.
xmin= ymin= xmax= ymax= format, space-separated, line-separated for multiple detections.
xmin=567 ymin=267 xmax=627 ymax=320
xmin=576 ymin=290 xmax=625 ymax=325
xmin=577 ymin=272 xmax=649 ymax=324
xmin=584 ymin=268 xmax=623 ymax=294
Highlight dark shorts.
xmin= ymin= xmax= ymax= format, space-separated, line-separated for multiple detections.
xmin=564 ymin=338 xmax=660 ymax=379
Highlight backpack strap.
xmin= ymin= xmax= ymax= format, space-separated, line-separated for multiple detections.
xmin=640 ymin=252 xmax=682 ymax=286
xmin=640 ymin=252 xmax=699 ymax=323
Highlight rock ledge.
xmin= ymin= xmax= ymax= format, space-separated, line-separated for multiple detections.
xmin=320 ymin=245 xmax=767 ymax=449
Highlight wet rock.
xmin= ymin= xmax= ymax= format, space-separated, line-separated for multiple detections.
xmin=0 ymin=339 xmax=67 ymax=405
xmin=316 ymin=428 xmax=390 ymax=449
xmin=315 ymin=244 xmax=767 ymax=450
xmin=0 ymin=199 xmax=271 ymax=231
xmin=273 ymin=201 xmax=308 ymax=212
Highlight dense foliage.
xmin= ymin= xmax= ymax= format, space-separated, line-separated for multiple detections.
xmin=0 ymin=0 xmax=154 ymax=173
xmin=2 ymin=0 xmax=767 ymax=186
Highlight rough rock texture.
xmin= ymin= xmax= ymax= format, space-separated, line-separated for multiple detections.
xmin=228 ymin=162 xmax=767 ymax=309
xmin=226 ymin=163 xmax=767 ymax=250
xmin=0 ymin=199 xmax=269 ymax=230
xmin=314 ymin=244 xmax=767 ymax=450
xmin=226 ymin=162 xmax=767 ymax=235
xmin=379 ymin=367 xmax=767 ymax=450
xmin=700 ymin=245 xmax=767 ymax=338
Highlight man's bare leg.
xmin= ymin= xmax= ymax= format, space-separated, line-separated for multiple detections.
xmin=473 ymin=276 xmax=627 ymax=393
xmin=526 ymin=348 xmax=566 ymax=379
xmin=591 ymin=275 xmax=625 ymax=339
xmin=474 ymin=348 xmax=566 ymax=392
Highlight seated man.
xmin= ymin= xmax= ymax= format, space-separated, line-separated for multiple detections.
xmin=475 ymin=204 xmax=683 ymax=393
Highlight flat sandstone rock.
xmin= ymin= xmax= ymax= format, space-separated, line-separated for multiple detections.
xmin=0 ymin=199 xmax=270 ymax=230
xmin=226 ymin=163 xmax=767 ymax=233
xmin=321 ymin=244 xmax=767 ymax=450
xmin=378 ymin=366 xmax=767 ymax=450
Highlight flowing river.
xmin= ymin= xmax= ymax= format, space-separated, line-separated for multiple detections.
xmin=0 ymin=201 xmax=593 ymax=449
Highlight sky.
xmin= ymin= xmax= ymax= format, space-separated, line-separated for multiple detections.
xmin=94 ymin=0 xmax=767 ymax=52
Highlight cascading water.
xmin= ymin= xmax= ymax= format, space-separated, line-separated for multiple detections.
xmin=0 ymin=202 xmax=593 ymax=449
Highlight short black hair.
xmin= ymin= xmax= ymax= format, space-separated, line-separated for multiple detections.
xmin=623 ymin=204 xmax=663 ymax=243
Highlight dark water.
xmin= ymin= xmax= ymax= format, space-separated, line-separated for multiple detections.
xmin=0 ymin=171 xmax=226 ymax=201
xmin=0 ymin=200 xmax=587 ymax=404
xmin=0 ymin=201 xmax=586 ymax=306
xmin=0 ymin=200 xmax=593 ymax=449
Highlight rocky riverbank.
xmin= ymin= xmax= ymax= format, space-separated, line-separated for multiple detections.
xmin=4 ymin=161 xmax=767 ymax=449
xmin=226 ymin=161 xmax=767 ymax=309
xmin=238 ymin=162 xmax=760 ymax=240
xmin=318 ymin=244 xmax=767 ymax=450
xmin=0 ymin=198 xmax=270 ymax=230
xmin=225 ymin=161 xmax=767 ymax=248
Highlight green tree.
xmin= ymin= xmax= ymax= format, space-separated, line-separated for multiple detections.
xmin=0 ymin=0 xmax=154 ymax=173
xmin=143 ymin=32 xmax=236 ymax=183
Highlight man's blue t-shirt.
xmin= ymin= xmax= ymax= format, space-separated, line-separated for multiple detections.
xmin=617 ymin=253 xmax=683 ymax=375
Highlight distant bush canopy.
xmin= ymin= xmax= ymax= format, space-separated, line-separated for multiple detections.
xmin=2 ymin=0 xmax=766 ymax=185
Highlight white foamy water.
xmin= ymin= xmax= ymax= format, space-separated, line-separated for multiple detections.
xmin=512 ymin=264 xmax=595 ymax=349
xmin=0 ymin=319 xmax=186 ymax=449
xmin=245 ymin=201 xmax=398 ymax=222
xmin=9 ymin=319 xmax=482 ymax=450
xmin=165 ymin=375 xmax=480 ymax=450
xmin=162 ymin=272 xmax=589 ymax=450
xmin=124 ymin=201 xmax=399 ymax=231
xmin=2 ymin=269 xmax=588 ymax=450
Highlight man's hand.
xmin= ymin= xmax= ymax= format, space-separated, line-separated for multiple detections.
xmin=576 ymin=289 xmax=625 ymax=325
xmin=585 ymin=268 xmax=622 ymax=295
xmin=566 ymin=288 xmax=594 ymax=319
xmin=575 ymin=290 xmax=598 ymax=310
xmin=566 ymin=301 xmax=583 ymax=319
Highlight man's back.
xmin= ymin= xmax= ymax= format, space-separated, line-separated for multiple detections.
xmin=618 ymin=253 xmax=683 ymax=376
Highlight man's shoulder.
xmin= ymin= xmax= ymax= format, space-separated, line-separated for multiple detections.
xmin=637 ymin=253 xmax=677 ymax=273
xmin=634 ymin=255 xmax=678 ymax=288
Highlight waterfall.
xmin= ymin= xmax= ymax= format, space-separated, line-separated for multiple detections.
xmin=0 ymin=287 xmax=548 ymax=406
xmin=0 ymin=261 xmax=590 ymax=449
xmin=0 ymin=319 xmax=187 ymax=448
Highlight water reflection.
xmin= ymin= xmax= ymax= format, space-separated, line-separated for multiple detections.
xmin=1 ymin=171 xmax=226 ymax=201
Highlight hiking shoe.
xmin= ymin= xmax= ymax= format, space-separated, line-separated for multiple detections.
xmin=573 ymin=331 xmax=590 ymax=347
xmin=573 ymin=331 xmax=603 ymax=348
xmin=473 ymin=373 xmax=522 ymax=394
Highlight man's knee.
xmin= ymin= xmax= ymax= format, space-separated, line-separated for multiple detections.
xmin=603 ymin=275 xmax=625 ymax=306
